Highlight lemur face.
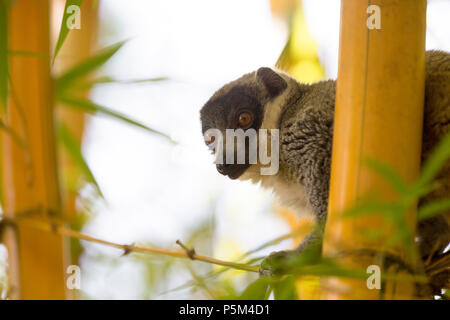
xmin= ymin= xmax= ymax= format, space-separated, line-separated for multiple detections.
xmin=200 ymin=67 xmax=287 ymax=179
xmin=200 ymin=84 xmax=263 ymax=179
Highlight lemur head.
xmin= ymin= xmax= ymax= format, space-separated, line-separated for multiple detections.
xmin=200 ymin=67 xmax=294 ymax=180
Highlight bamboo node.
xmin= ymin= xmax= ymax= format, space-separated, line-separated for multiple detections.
xmin=176 ymin=240 xmax=196 ymax=260
xmin=0 ymin=217 xmax=18 ymax=237
xmin=122 ymin=243 xmax=134 ymax=256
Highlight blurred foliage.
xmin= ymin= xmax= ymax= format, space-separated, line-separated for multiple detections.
xmin=2 ymin=31 xmax=173 ymax=203
xmin=58 ymin=122 xmax=103 ymax=198
xmin=53 ymin=0 xmax=83 ymax=62
xmin=52 ymin=38 xmax=174 ymax=201
xmin=0 ymin=0 xmax=175 ymax=299
xmin=344 ymin=131 xmax=450 ymax=260
xmin=0 ymin=0 xmax=448 ymax=300
xmin=56 ymin=40 xmax=125 ymax=92
xmin=53 ymin=0 xmax=450 ymax=300
xmin=155 ymin=131 xmax=450 ymax=300
xmin=276 ymin=2 xmax=324 ymax=83
xmin=55 ymin=40 xmax=175 ymax=143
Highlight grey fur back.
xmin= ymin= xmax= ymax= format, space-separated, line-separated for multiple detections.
xmin=276 ymin=51 xmax=449 ymax=258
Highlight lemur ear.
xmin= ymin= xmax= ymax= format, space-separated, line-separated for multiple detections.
xmin=256 ymin=67 xmax=287 ymax=98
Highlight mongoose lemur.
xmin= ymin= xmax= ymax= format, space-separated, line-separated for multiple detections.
xmin=200 ymin=50 xmax=450 ymax=281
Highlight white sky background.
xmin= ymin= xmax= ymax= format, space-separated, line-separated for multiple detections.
xmin=79 ymin=0 xmax=450 ymax=299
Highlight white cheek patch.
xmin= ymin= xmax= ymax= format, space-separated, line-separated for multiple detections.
xmin=260 ymin=73 xmax=295 ymax=131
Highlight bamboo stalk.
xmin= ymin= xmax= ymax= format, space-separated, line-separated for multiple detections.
xmin=1 ymin=0 xmax=68 ymax=299
xmin=322 ymin=0 xmax=427 ymax=299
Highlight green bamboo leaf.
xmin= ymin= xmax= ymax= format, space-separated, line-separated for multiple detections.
xmin=0 ymin=0 xmax=9 ymax=114
xmin=238 ymin=278 xmax=270 ymax=300
xmin=417 ymin=131 xmax=450 ymax=188
xmin=0 ymin=119 xmax=26 ymax=149
xmin=58 ymin=95 xmax=176 ymax=144
xmin=418 ymin=198 xmax=450 ymax=221
xmin=272 ymin=276 xmax=298 ymax=300
xmin=53 ymin=0 xmax=83 ymax=62
xmin=58 ymin=122 xmax=103 ymax=198
xmin=296 ymin=261 xmax=369 ymax=280
xmin=56 ymin=40 xmax=126 ymax=92
xmin=70 ymin=76 xmax=168 ymax=91
xmin=363 ymin=156 xmax=409 ymax=195
xmin=342 ymin=201 xmax=402 ymax=218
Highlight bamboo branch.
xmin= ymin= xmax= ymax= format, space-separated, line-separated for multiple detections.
xmin=0 ymin=216 xmax=259 ymax=273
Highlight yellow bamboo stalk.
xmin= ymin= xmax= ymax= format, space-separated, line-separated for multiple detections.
xmin=2 ymin=0 xmax=68 ymax=299
xmin=322 ymin=0 xmax=427 ymax=299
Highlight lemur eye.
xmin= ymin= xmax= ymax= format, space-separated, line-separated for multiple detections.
xmin=238 ymin=111 xmax=253 ymax=128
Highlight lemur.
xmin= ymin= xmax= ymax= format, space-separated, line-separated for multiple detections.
xmin=200 ymin=50 xmax=450 ymax=283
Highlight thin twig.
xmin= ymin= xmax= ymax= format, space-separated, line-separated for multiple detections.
xmin=1 ymin=216 xmax=259 ymax=273
xmin=176 ymin=240 xmax=196 ymax=259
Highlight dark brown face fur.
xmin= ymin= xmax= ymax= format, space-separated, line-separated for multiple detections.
xmin=200 ymin=85 xmax=263 ymax=179
xmin=200 ymin=68 xmax=287 ymax=179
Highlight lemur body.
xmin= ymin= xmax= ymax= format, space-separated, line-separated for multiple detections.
xmin=200 ymin=50 xmax=450 ymax=277
xmin=239 ymin=79 xmax=335 ymax=218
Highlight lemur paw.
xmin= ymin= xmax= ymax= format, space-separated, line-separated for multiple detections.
xmin=259 ymin=246 xmax=322 ymax=277
xmin=259 ymin=250 xmax=299 ymax=277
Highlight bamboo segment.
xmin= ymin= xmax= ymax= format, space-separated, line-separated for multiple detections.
xmin=2 ymin=0 xmax=67 ymax=299
xmin=323 ymin=0 xmax=427 ymax=299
